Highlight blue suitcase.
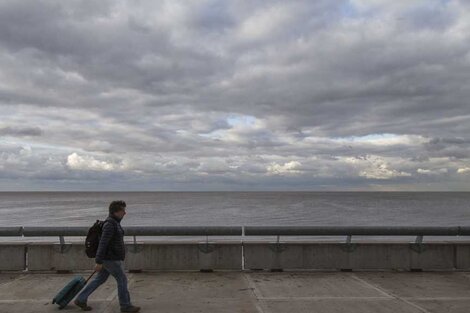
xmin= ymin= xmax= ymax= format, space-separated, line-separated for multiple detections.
xmin=52 ymin=271 xmax=96 ymax=309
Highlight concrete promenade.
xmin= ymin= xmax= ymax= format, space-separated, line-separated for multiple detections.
xmin=2 ymin=270 xmax=470 ymax=313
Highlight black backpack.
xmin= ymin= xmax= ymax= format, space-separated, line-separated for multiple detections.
xmin=85 ymin=219 xmax=107 ymax=258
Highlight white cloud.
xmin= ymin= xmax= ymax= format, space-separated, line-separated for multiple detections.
xmin=457 ymin=167 xmax=470 ymax=174
xmin=66 ymin=152 xmax=123 ymax=172
xmin=341 ymin=155 xmax=412 ymax=180
xmin=332 ymin=133 xmax=426 ymax=146
xmin=267 ymin=161 xmax=302 ymax=175
xmin=417 ymin=168 xmax=448 ymax=175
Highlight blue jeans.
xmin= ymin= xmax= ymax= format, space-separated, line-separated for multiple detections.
xmin=76 ymin=260 xmax=132 ymax=309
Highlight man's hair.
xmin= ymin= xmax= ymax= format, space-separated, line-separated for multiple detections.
xmin=109 ymin=200 xmax=126 ymax=214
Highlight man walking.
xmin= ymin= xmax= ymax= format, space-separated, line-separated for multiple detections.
xmin=74 ymin=200 xmax=140 ymax=312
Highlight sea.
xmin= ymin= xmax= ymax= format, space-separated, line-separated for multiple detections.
xmin=1 ymin=191 xmax=469 ymax=242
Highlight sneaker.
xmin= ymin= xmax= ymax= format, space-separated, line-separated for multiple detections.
xmin=74 ymin=299 xmax=92 ymax=311
xmin=120 ymin=305 xmax=141 ymax=312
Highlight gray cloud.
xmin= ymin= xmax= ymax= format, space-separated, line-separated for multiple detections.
xmin=0 ymin=126 xmax=43 ymax=137
xmin=0 ymin=0 xmax=469 ymax=191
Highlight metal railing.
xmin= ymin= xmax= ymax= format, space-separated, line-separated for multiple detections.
xmin=3 ymin=225 xmax=470 ymax=237
xmin=2 ymin=225 xmax=470 ymax=253
xmin=242 ymin=226 xmax=470 ymax=252
xmin=1 ymin=226 xmax=243 ymax=253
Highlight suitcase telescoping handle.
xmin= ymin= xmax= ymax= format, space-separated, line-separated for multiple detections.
xmin=85 ymin=270 xmax=97 ymax=284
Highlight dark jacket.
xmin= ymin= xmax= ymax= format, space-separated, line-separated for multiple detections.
xmin=95 ymin=214 xmax=126 ymax=264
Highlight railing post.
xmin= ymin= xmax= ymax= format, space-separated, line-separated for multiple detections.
xmin=411 ymin=234 xmax=425 ymax=253
xmin=59 ymin=235 xmax=66 ymax=253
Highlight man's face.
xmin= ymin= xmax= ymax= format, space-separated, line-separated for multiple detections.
xmin=114 ymin=207 xmax=126 ymax=219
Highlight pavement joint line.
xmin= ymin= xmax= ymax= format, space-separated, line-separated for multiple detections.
xmin=0 ymin=299 xmax=110 ymax=303
xmin=104 ymin=273 xmax=136 ymax=301
xmin=242 ymin=273 xmax=269 ymax=313
xmin=7 ymin=296 xmax=443 ymax=303
xmin=459 ymin=272 xmax=470 ymax=280
xmin=105 ymin=286 xmax=119 ymax=301
xmin=257 ymin=296 xmax=393 ymax=301
xmin=0 ymin=299 xmax=51 ymax=303
xmin=350 ymin=274 xmax=432 ymax=313
xmin=102 ymin=273 xmax=135 ymax=313
xmin=0 ymin=274 xmax=28 ymax=287
xmin=402 ymin=297 xmax=470 ymax=301
xmin=349 ymin=274 xmax=394 ymax=299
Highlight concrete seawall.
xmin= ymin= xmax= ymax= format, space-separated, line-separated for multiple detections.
xmin=2 ymin=241 xmax=470 ymax=272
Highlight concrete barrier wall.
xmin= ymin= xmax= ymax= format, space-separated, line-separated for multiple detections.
xmin=455 ymin=243 xmax=470 ymax=269
xmin=2 ymin=241 xmax=470 ymax=272
xmin=243 ymin=242 xmax=466 ymax=271
xmin=26 ymin=242 xmax=242 ymax=271
xmin=125 ymin=242 xmax=242 ymax=271
xmin=0 ymin=244 xmax=25 ymax=271
xmin=27 ymin=243 xmax=95 ymax=271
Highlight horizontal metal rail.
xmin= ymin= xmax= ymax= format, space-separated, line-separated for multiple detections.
xmin=1 ymin=226 xmax=470 ymax=237
xmin=123 ymin=226 xmax=242 ymax=236
xmin=244 ymin=226 xmax=470 ymax=236
xmin=21 ymin=226 xmax=242 ymax=237
xmin=0 ymin=227 xmax=22 ymax=236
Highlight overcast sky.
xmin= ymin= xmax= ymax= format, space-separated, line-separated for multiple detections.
xmin=0 ymin=0 xmax=469 ymax=191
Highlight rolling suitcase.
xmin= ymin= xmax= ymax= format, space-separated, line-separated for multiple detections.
xmin=52 ymin=271 xmax=96 ymax=309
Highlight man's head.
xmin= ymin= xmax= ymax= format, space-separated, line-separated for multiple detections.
xmin=109 ymin=200 xmax=126 ymax=220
